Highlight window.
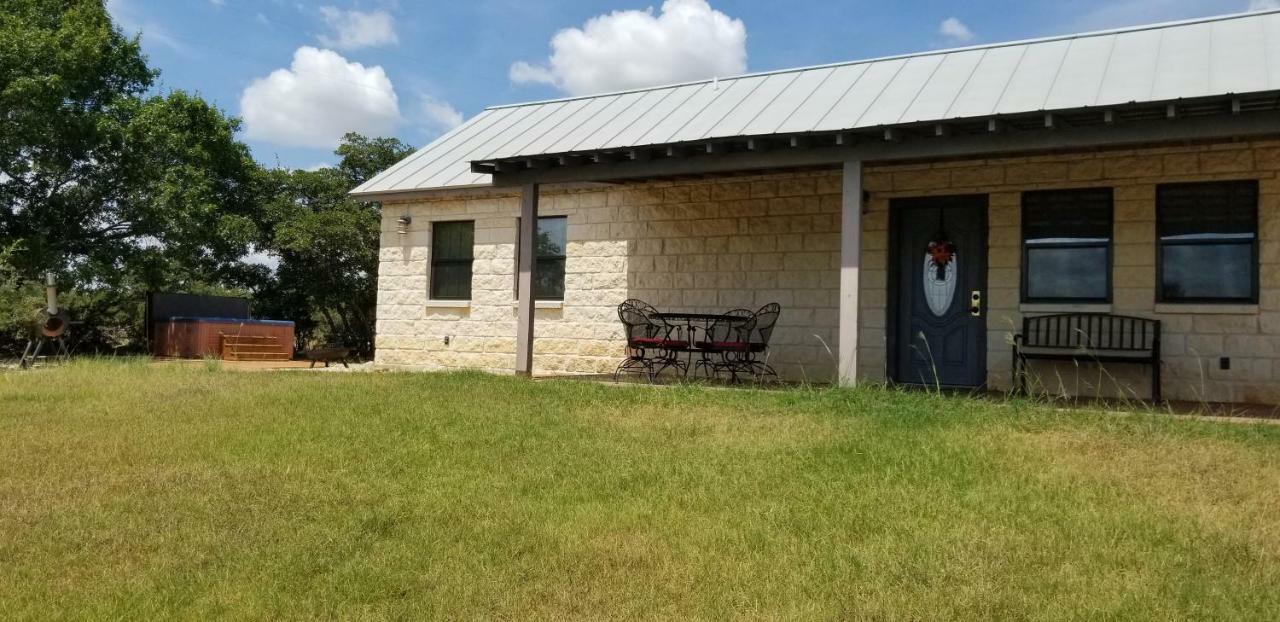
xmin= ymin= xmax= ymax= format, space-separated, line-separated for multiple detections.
xmin=515 ymin=216 xmax=568 ymax=300
xmin=430 ymin=221 xmax=474 ymax=300
xmin=1021 ymin=188 xmax=1113 ymax=303
xmin=1157 ymin=181 xmax=1258 ymax=303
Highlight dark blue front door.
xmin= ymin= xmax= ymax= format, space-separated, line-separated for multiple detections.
xmin=891 ymin=195 xmax=988 ymax=389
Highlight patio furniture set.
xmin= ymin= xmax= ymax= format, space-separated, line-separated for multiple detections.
xmin=615 ymin=299 xmax=781 ymax=383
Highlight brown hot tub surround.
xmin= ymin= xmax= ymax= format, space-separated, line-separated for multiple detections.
xmin=151 ymin=317 xmax=295 ymax=361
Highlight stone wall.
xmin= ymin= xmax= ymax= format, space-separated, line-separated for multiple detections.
xmin=376 ymin=171 xmax=843 ymax=381
xmin=859 ymin=138 xmax=1280 ymax=404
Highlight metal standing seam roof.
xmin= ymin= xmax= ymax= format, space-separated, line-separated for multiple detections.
xmin=353 ymin=9 xmax=1280 ymax=196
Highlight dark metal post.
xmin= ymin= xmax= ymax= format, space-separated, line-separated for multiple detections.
xmin=515 ymin=183 xmax=538 ymax=376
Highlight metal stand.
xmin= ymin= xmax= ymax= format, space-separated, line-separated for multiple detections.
xmin=19 ymin=336 xmax=71 ymax=369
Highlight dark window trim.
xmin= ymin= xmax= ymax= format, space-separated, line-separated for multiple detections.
xmin=514 ymin=215 xmax=568 ymax=301
xmin=1155 ymin=180 xmax=1260 ymax=305
xmin=429 ymin=220 xmax=474 ymax=301
xmin=1020 ymin=187 xmax=1115 ymax=305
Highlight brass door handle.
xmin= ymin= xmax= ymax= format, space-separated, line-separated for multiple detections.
xmin=969 ymin=290 xmax=982 ymax=317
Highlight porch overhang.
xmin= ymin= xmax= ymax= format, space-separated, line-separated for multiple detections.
xmin=469 ymin=94 xmax=1280 ymax=188
xmin=485 ymin=94 xmax=1280 ymax=387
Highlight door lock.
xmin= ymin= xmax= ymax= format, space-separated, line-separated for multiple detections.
xmin=969 ymin=290 xmax=982 ymax=317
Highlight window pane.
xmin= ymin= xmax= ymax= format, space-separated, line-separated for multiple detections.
xmin=431 ymin=263 xmax=472 ymax=300
xmin=1025 ymin=247 xmax=1108 ymax=301
xmin=534 ymin=257 xmax=565 ymax=300
xmin=1023 ymin=188 xmax=1112 ymax=243
xmin=431 ymin=221 xmax=474 ymax=300
xmin=1158 ymin=181 xmax=1257 ymax=239
xmin=515 ymin=216 xmax=567 ymax=301
xmin=536 ymin=216 xmax=567 ymax=258
xmin=1022 ymin=188 xmax=1113 ymax=302
xmin=1157 ymin=181 xmax=1257 ymax=302
xmin=432 ymin=221 xmax=474 ymax=261
xmin=1161 ymin=244 xmax=1253 ymax=301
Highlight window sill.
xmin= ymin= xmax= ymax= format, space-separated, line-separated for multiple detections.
xmin=425 ymin=300 xmax=471 ymax=309
xmin=1154 ymin=303 xmax=1258 ymax=315
xmin=1020 ymin=303 xmax=1113 ymax=314
xmin=511 ymin=301 xmax=564 ymax=310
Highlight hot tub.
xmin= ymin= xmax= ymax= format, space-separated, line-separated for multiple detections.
xmin=151 ymin=317 xmax=295 ymax=359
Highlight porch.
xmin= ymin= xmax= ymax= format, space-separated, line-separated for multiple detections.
xmin=376 ymin=137 xmax=1280 ymax=405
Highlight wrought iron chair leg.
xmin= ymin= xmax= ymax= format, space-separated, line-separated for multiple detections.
xmin=20 ymin=340 xmax=35 ymax=369
xmin=614 ymin=352 xmax=656 ymax=383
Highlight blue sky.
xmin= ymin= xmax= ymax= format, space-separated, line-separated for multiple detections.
xmin=106 ymin=0 xmax=1277 ymax=170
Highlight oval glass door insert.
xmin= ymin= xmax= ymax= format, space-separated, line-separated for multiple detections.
xmin=923 ymin=252 xmax=957 ymax=317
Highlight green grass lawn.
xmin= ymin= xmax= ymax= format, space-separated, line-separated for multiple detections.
xmin=3 ymin=361 xmax=1280 ymax=620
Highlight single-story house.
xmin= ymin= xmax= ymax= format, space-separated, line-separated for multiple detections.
xmin=352 ymin=9 xmax=1280 ymax=405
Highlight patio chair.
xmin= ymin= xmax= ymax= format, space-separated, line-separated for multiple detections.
xmin=614 ymin=299 xmax=685 ymax=382
xmin=693 ymin=309 xmax=755 ymax=382
xmin=742 ymin=303 xmax=781 ymax=381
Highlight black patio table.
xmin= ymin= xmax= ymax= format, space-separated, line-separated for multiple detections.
xmin=652 ymin=312 xmax=752 ymax=376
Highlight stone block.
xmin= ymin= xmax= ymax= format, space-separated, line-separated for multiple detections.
xmin=778 ymin=177 xmax=817 ymax=197
xmin=1007 ymin=161 xmax=1070 ymax=184
xmin=1163 ymin=153 xmax=1199 ymax=175
xmin=1103 ymin=156 xmax=1162 ymax=179
xmin=1067 ymin=159 xmax=1104 ymax=181
xmin=950 ymin=165 xmax=1005 ymax=187
xmin=1199 ymin=149 xmax=1254 ymax=174
xmin=1193 ymin=314 xmax=1259 ymax=335
xmin=710 ymin=181 xmax=751 ymax=201
xmin=892 ymin=168 xmax=951 ymax=190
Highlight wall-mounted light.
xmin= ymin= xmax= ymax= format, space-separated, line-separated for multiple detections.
xmin=396 ymin=214 xmax=412 ymax=235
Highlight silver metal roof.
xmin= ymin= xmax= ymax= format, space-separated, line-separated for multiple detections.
xmin=354 ymin=9 xmax=1280 ymax=196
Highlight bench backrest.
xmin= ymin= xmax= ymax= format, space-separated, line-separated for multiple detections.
xmin=1021 ymin=313 xmax=1160 ymax=352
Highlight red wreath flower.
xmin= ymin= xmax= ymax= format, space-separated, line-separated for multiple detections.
xmin=927 ymin=240 xmax=955 ymax=267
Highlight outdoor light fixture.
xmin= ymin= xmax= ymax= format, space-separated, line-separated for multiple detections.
xmin=396 ymin=214 xmax=412 ymax=234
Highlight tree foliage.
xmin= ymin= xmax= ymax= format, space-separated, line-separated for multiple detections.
xmin=1 ymin=1 xmax=404 ymax=358
xmin=254 ymin=134 xmax=413 ymax=356
xmin=1 ymin=1 xmax=268 ymax=352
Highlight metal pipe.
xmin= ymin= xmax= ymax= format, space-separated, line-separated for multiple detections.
xmin=45 ymin=273 xmax=57 ymax=315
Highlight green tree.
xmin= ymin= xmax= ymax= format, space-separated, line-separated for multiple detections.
xmin=1 ymin=0 xmax=261 ymax=351
xmin=254 ymin=133 xmax=413 ymax=356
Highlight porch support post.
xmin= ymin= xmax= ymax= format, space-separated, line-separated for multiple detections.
xmin=838 ymin=160 xmax=862 ymax=386
xmin=515 ymin=182 xmax=538 ymax=377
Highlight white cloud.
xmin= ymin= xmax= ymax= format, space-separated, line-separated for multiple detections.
xmin=509 ymin=62 xmax=556 ymax=86
xmin=240 ymin=47 xmax=400 ymax=148
xmin=420 ymin=96 xmax=464 ymax=134
xmin=1249 ymin=0 xmax=1280 ymax=10
xmin=509 ymin=0 xmax=747 ymax=96
xmin=938 ymin=17 xmax=975 ymax=43
xmin=318 ymin=6 xmax=398 ymax=50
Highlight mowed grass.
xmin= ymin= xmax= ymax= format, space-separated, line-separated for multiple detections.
xmin=3 ymin=361 xmax=1280 ymax=620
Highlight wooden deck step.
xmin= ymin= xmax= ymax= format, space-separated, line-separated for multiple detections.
xmin=220 ymin=333 xmax=290 ymax=362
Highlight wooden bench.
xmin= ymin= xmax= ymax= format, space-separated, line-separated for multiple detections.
xmin=1013 ymin=313 xmax=1162 ymax=402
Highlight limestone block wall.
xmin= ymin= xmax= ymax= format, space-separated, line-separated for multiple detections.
xmin=375 ymin=171 xmax=843 ymax=380
xmin=860 ymin=139 xmax=1280 ymax=404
